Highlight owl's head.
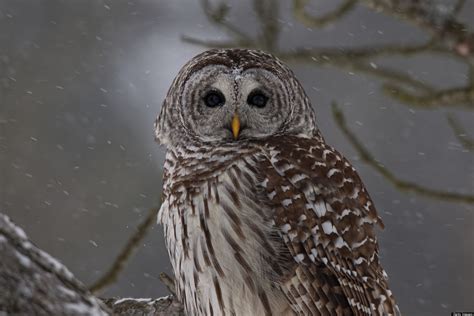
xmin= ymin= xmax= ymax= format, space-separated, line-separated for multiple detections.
xmin=155 ymin=49 xmax=318 ymax=147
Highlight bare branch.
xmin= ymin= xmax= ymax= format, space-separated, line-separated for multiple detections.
xmin=89 ymin=207 xmax=160 ymax=294
xmin=383 ymin=84 xmax=474 ymax=108
xmin=359 ymin=0 xmax=473 ymax=57
xmin=0 ymin=212 xmax=184 ymax=315
xmin=332 ymin=103 xmax=474 ymax=204
xmin=101 ymin=296 xmax=183 ymax=316
xmin=280 ymin=41 xmax=442 ymax=61
xmin=447 ymin=113 xmax=474 ymax=150
xmin=200 ymin=0 xmax=252 ymax=41
xmin=185 ymin=0 xmax=474 ymax=109
xmin=253 ymin=0 xmax=280 ymax=51
xmin=281 ymin=50 xmax=434 ymax=92
xmin=0 ymin=213 xmax=109 ymax=315
xmin=159 ymin=272 xmax=176 ymax=295
xmin=453 ymin=0 xmax=467 ymax=16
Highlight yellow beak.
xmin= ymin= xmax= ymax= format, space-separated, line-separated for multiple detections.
xmin=231 ymin=114 xmax=240 ymax=140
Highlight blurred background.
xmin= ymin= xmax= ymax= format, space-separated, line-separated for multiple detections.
xmin=1 ymin=0 xmax=473 ymax=314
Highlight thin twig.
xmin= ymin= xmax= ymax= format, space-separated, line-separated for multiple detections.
xmin=159 ymin=272 xmax=176 ymax=295
xmin=279 ymin=41 xmax=443 ymax=61
xmin=332 ymin=102 xmax=474 ymax=204
xmin=253 ymin=0 xmax=280 ymax=51
xmin=446 ymin=113 xmax=474 ymax=151
xmin=359 ymin=0 xmax=462 ymax=38
xmin=200 ymin=0 xmax=252 ymax=41
xmin=89 ymin=207 xmax=160 ymax=294
xmin=452 ymin=0 xmax=467 ymax=17
xmin=359 ymin=0 xmax=473 ymax=57
xmin=282 ymin=50 xmax=435 ymax=92
xmin=469 ymin=63 xmax=474 ymax=87
xmin=383 ymin=84 xmax=474 ymax=108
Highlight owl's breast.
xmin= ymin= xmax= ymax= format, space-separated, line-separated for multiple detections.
xmin=160 ymin=158 xmax=293 ymax=316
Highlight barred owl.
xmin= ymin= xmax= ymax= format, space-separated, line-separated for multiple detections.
xmin=155 ymin=49 xmax=399 ymax=316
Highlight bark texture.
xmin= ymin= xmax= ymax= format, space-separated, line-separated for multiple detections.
xmin=0 ymin=213 xmax=183 ymax=316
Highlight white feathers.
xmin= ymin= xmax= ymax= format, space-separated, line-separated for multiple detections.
xmin=354 ymin=257 xmax=366 ymax=265
xmin=290 ymin=173 xmax=307 ymax=183
xmin=281 ymin=185 xmax=291 ymax=192
xmin=322 ymin=149 xmax=333 ymax=159
xmin=267 ymin=191 xmax=277 ymax=200
xmin=281 ymin=223 xmax=292 ymax=233
xmin=327 ymin=168 xmax=340 ymax=177
xmin=351 ymin=237 xmax=369 ymax=248
xmin=313 ymin=201 xmax=327 ymax=217
xmin=294 ymin=254 xmax=305 ymax=263
xmin=334 ymin=237 xmax=349 ymax=249
xmin=321 ymin=221 xmax=336 ymax=235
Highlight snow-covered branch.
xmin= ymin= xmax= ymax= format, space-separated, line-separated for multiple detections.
xmin=0 ymin=213 xmax=184 ymax=316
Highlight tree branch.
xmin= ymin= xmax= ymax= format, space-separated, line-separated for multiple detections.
xmin=185 ymin=0 xmax=474 ymax=108
xmin=89 ymin=207 xmax=160 ymax=294
xmin=331 ymin=103 xmax=474 ymax=204
xmin=0 ymin=212 xmax=184 ymax=315
xmin=383 ymin=84 xmax=474 ymax=108
xmin=447 ymin=113 xmax=474 ymax=151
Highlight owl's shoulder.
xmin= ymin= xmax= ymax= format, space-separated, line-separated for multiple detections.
xmin=258 ymin=135 xmax=385 ymax=261
xmin=261 ymin=135 xmax=381 ymax=221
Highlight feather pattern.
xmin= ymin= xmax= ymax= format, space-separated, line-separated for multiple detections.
xmin=160 ymin=144 xmax=294 ymax=315
xmin=159 ymin=135 xmax=399 ymax=315
xmin=259 ymin=136 xmax=399 ymax=315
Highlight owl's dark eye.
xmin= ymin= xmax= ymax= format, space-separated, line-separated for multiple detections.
xmin=203 ymin=90 xmax=225 ymax=108
xmin=247 ymin=90 xmax=268 ymax=108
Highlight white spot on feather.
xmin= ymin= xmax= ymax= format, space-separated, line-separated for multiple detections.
xmin=339 ymin=208 xmax=351 ymax=218
xmin=327 ymin=168 xmax=340 ymax=177
xmin=313 ymin=201 xmax=326 ymax=217
xmin=322 ymin=149 xmax=332 ymax=159
xmin=268 ymin=191 xmax=276 ymax=200
xmin=281 ymin=223 xmax=291 ymax=233
xmin=352 ymin=237 xmax=369 ymax=248
xmin=321 ymin=221 xmax=336 ymax=235
xmin=291 ymin=173 xmax=307 ymax=183
xmin=334 ymin=237 xmax=348 ymax=248
xmin=294 ymin=253 xmax=305 ymax=263
xmin=354 ymin=257 xmax=366 ymax=265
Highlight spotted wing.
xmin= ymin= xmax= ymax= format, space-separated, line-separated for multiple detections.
xmin=261 ymin=136 xmax=399 ymax=315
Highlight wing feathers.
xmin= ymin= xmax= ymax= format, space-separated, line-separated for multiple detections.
xmin=259 ymin=136 xmax=399 ymax=315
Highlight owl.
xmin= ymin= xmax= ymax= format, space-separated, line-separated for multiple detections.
xmin=155 ymin=49 xmax=399 ymax=316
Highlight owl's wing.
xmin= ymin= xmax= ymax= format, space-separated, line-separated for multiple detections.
xmin=259 ymin=136 xmax=399 ymax=316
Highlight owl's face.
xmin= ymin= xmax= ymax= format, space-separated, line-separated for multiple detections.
xmin=156 ymin=49 xmax=318 ymax=147
xmin=181 ymin=65 xmax=291 ymax=142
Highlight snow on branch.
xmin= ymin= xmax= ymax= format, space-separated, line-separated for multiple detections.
xmin=0 ymin=213 xmax=184 ymax=316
